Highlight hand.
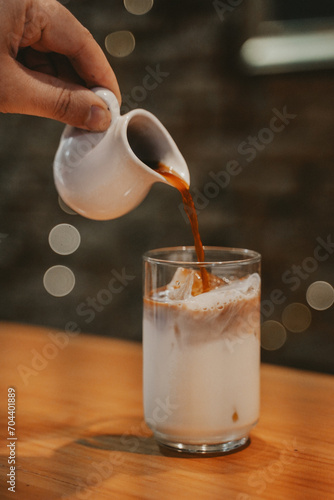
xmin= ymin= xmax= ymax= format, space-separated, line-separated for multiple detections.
xmin=0 ymin=0 xmax=121 ymax=130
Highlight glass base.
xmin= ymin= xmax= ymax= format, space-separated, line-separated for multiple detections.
xmin=156 ymin=435 xmax=250 ymax=455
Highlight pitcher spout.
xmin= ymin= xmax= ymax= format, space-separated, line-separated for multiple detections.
xmin=125 ymin=108 xmax=190 ymax=187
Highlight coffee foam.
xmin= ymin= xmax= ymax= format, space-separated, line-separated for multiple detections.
xmin=167 ymin=268 xmax=260 ymax=312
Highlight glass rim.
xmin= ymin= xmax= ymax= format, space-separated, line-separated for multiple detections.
xmin=143 ymin=246 xmax=261 ymax=266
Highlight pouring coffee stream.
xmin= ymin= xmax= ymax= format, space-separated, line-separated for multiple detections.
xmin=143 ymin=160 xmax=210 ymax=293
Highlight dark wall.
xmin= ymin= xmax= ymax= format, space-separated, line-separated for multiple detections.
xmin=0 ymin=0 xmax=333 ymax=374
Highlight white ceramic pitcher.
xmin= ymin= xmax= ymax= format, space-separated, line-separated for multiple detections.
xmin=53 ymin=88 xmax=190 ymax=220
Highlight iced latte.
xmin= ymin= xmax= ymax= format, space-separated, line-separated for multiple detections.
xmin=143 ymin=247 xmax=261 ymax=453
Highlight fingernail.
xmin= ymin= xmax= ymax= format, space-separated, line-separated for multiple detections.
xmin=85 ymin=106 xmax=111 ymax=131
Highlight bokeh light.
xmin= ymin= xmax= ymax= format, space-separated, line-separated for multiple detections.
xmin=261 ymin=321 xmax=287 ymax=351
xmin=43 ymin=265 xmax=75 ymax=297
xmin=105 ymin=31 xmax=135 ymax=57
xmin=306 ymin=281 xmax=334 ymax=311
xmin=124 ymin=0 xmax=154 ymax=15
xmin=282 ymin=303 xmax=312 ymax=333
xmin=48 ymin=224 xmax=81 ymax=256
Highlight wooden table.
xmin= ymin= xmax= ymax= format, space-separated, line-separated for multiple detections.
xmin=0 ymin=322 xmax=333 ymax=499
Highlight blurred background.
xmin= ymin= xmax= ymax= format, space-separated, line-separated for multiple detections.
xmin=0 ymin=0 xmax=333 ymax=374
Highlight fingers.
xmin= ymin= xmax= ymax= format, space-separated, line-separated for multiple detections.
xmin=31 ymin=0 xmax=121 ymax=103
xmin=0 ymin=56 xmax=112 ymax=131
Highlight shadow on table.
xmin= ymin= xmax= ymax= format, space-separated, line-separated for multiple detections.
xmin=77 ymin=433 xmax=162 ymax=456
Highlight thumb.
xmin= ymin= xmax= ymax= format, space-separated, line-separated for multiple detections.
xmin=1 ymin=57 xmax=112 ymax=131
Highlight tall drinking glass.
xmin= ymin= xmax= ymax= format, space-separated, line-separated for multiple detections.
xmin=142 ymin=246 xmax=261 ymax=454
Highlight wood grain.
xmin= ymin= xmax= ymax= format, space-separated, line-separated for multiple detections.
xmin=0 ymin=322 xmax=333 ymax=499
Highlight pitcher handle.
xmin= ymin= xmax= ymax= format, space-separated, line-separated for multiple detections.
xmin=91 ymin=87 xmax=120 ymax=126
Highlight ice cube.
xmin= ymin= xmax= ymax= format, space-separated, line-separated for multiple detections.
xmin=229 ymin=273 xmax=261 ymax=297
xmin=167 ymin=268 xmax=195 ymax=300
